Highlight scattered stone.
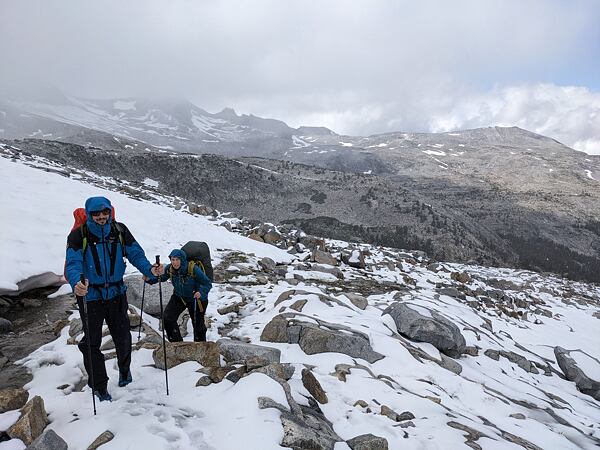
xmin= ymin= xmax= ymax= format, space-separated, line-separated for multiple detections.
xmin=258 ymin=396 xmax=341 ymax=449
xmin=437 ymin=287 xmax=466 ymax=300
xmin=353 ymin=400 xmax=368 ymax=408
xmin=510 ymin=413 xmax=526 ymax=420
xmin=100 ymin=338 xmax=114 ymax=351
xmin=347 ymin=433 xmax=389 ymax=450
xmin=27 ymin=429 xmax=68 ymax=450
xmin=440 ymin=354 xmax=463 ymax=375
xmin=289 ymin=299 xmax=307 ymax=312
xmin=463 ymin=346 xmax=479 ymax=356
xmin=225 ymin=366 xmax=247 ymax=383
xmin=451 ymin=271 xmax=471 ymax=284
xmin=86 ymin=430 xmax=115 ymax=450
xmin=251 ymin=363 xmax=295 ymax=381
xmin=0 ymin=388 xmax=28 ymax=413
xmin=152 ymin=341 xmax=220 ymax=370
xmin=52 ymin=319 xmax=69 ymax=336
xmin=484 ymin=349 xmax=500 ymax=361
xmin=343 ymin=249 xmax=366 ymax=270
xmin=312 ymin=249 xmax=339 ymax=266
xmin=383 ymin=302 xmax=466 ymax=358
xmin=301 ymin=369 xmax=328 ymax=404
xmin=7 ymin=396 xmax=48 ymax=445
xmin=248 ymin=233 xmax=263 ymax=242
xmin=217 ymin=339 xmax=281 ymax=365
xmin=68 ymin=318 xmax=83 ymax=337
xmin=128 ymin=312 xmax=141 ymax=328
xmin=258 ymin=257 xmax=276 ymax=272
xmin=217 ymin=302 xmax=243 ymax=315
xmin=398 ymin=411 xmax=415 ymax=421
xmin=555 ymin=347 xmax=600 ymax=400
xmin=344 ymin=293 xmax=368 ymax=310
xmin=380 ymin=405 xmax=399 ymax=421
xmin=196 ymin=376 xmax=213 ymax=387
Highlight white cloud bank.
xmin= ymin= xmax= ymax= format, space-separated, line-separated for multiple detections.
xmin=428 ymin=84 xmax=600 ymax=155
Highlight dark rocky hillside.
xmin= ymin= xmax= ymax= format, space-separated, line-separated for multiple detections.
xmin=4 ymin=138 xmax=600 ymax=283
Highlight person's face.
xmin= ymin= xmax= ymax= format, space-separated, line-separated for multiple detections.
xmin=170 ymin=257 xmax=181 ymax=269
xmin=90 ymin=208 xmax=110 ymax=226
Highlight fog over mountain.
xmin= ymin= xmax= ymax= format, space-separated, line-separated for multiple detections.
xmin=1 ymin=0 xmax=599 ymax=152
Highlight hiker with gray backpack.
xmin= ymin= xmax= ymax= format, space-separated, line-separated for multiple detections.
xmin=146 ymin=242 xmax=213 ymax=342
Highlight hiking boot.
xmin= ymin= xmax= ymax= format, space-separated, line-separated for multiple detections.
xmin=93 ymin=388 xmax=112 ymax=402
xmin=118 ymin=369 xmax=132 ymax=387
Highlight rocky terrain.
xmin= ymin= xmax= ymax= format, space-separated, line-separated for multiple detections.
xmin=0 ymin=154 xmax=599 ymax=449
xmin=2 ymin=132 xmax=600 ymax=285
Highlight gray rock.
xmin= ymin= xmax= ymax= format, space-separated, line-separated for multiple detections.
xmin=68 ymin=318 xmax=83 ymax=337
xmin=383 ymin=302 xmax=466 ymax=358
xmin=152 ymin=341 xmax=220 ymax=370
xmin=344 ymin=293 xmax=368 ymax=310
xmin=343 ymin=249 xmax=366 ymax=269
xmin=0 ymin=317 xmax=12 ymax=333
xmin=258 ymin=396 xmax=341 ymax=450
xmin=555 ymin=347 xmax=600 ymax=400
xmin=258 ymin=257 xmax=276 ymax=272
xmin=301 ymin=369 xmax=328 ymax=404
xmin=8 ymin=396 xmax=48 ymax=445
xmin=299 ymin=323 xmax=383 ymax=363
xmin=86 ymin=430 xmax=115 ymax=450
xmin=347 ymin=433 xmax=389 ymax=450
xmin=261 ymin=315 xmax=384 ymax=363
xmin=0 ymin=387 xmax=28 ymax=413
xmin=440 ymin=354 xmax=463 ymax=375
xmin=251 ymin=363 xmax=295 ymax=381
xmin=312 ymin=249 xmax=339 ymax=266
xmin=311 ymin=264 xmax=344 ymax=279
xmin=217 ymin=339 xmax=281 ymax=364
xmin=124 ymin=275 xmax=173 ymax=315
xmin=437 ymin=287 xmax=466 ymax=300
xmin=26 ymin=429 xmax=67 ymax=450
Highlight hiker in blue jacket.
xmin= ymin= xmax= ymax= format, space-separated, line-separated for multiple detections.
xmin=146 ymin=249 xmax=212 ymax=342
xmin=66 ymin=196 xmax=163 ymax=401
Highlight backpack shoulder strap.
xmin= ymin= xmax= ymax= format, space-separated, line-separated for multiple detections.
xmin=79 ymin=223 xmax=88 ymax=256
xmin=111 ymin=221 xmax=127 ymax=257
xmin=188 ymin=260 xmax=206 ymax=277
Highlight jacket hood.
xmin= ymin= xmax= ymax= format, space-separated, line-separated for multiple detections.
xmin=84 ymin=196 xmax=113 ymax=236
xmin=85 ymin=196 xmax=112 ymax=216
xmin=169 ymin=249 xmax=188 ymax=268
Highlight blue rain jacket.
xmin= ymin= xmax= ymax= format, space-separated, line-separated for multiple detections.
xmin=65 ymin=196 xmax=154 ymax=301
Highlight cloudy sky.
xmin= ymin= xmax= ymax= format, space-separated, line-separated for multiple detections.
xmin=1 ymin=0 xmax=599 ymax=152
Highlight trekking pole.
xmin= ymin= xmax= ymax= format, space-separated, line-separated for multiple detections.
xmin=137 ymin=279 xmax=146 ymax=341
xmin=156 ymin=255 xmax=170 ymax=395
xmin=79 ymin=273 xmax=97 ymax=416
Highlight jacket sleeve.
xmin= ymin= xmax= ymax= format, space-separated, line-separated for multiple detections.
xmin=192 ymin=265 xmax=212 ymax=300
xmin=65 ymin=229 xmax=84 ymax=289
xmin=145 ymin=265 xmax=171 ymax=285
xmin=120 ymin=223 xmax=154 ymax=277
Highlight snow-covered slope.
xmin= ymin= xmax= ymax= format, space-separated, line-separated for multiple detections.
xmin=0 ymin=155 xmax=293 ymax=293
xmin=0 ymin=155 xmax=599 ymax=450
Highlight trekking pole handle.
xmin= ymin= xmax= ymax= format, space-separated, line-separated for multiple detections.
xmin=155 ymin=255 xmax=160 ymax=265
xmin=80 ymin=273 xmax=86 ymax=284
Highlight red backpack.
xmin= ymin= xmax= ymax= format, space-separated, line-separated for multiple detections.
xmin=63 ymin=207 xmax=118 ymax=282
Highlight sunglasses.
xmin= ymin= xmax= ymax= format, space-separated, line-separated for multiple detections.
xmin=90 ymin=208 xmax=111 ymax=217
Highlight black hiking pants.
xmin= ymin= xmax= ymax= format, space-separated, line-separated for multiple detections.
xmin=77 ymin=293 xmax=131 ymax=391
xmin=163 ymin=294 xmax=207 ymax=342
